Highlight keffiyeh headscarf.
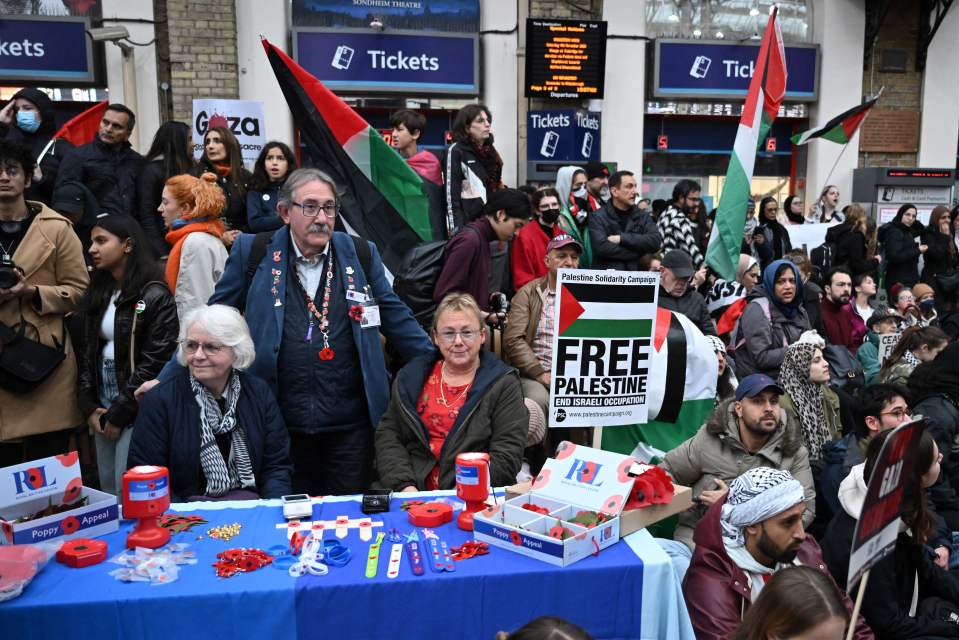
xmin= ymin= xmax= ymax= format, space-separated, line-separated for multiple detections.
xmin=720 ymin=467 xmax=805 ymax=548
xmin=780 ymin=332 xmax=831 ymax=459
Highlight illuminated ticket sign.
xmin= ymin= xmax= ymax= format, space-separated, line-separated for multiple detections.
xmin=525 ymin=19 xmax=607 ymax=100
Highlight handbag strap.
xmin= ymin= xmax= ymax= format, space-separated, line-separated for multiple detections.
xmin=11 ymin=297 xmax=67 ymax=354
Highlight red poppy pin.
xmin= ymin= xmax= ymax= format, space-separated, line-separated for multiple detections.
xmin=509 ymin=530 xmax=522 ymax=546
xmin=61 ymin=516 xmax=81 ymax=536
xmin=349 ymin=305 xmax=364 ymax=322
xmin=319 ymin=348 xmax=335 ymax=361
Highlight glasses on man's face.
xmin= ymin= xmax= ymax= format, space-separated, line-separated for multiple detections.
xmin=293 ymin=200 xmax=338 ymax=218
xmin=436 ymin=329 xmax=481 ymax=344
xmin=880 ymin=407 xmax=910 ymax=421
xmin=180 ymin=339 xmax=228 ymax=355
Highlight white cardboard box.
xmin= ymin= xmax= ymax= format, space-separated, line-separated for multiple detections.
xmin=473 ymin=443 xmax=636 ymax=567
xmin=0 ymin=452 xmax=118 ymax=545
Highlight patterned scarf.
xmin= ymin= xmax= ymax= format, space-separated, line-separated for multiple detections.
xmin=470 ymin=141 xmax=503 ymax=193
xmin=720 ymin=467 xmax=805 ymax=548
xmin=190 ymin=371 xmax=256 ymax=497
xmin=780 ymin=339 xmax=831 ymax=459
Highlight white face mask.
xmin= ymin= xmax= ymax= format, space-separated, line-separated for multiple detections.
xmin=572 ymin=186 xmax=587 ymax=199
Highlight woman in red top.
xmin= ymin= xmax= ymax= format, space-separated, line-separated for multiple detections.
xmin=374 ymin=293 xmax=528 ymax=491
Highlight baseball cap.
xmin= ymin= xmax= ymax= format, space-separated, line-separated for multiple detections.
xmin=585 ymin=162 xmax=609 ymax=181
xmin=546 ymin=233 xmax=583 ymax=255
xmin=866 ymin=307 xmax=897 ymax=330
xmin=661 ymin=250 xmax=695 ymax=279
xmin=735 ymin=373 xmax=784 ymax=401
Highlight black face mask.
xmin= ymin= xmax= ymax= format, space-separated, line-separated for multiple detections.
xmin=539 ymin=208 xmax=561 ymax=225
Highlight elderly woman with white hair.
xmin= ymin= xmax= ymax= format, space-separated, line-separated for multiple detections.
xmin=128 ymin=304 xmax=293 ymax=501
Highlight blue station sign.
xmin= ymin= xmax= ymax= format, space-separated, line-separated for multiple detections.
xmin=527 ymin=109 xmax=601 ymax=162
xmin=0 ymin=16 xmax=94 ymax=84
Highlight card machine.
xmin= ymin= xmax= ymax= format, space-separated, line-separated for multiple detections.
xmin=281 ymin=494 xmax=313 ymax=520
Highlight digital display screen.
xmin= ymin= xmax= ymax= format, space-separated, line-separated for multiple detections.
xmin=885 ymin=169 xmax=953 ymax=179
xmin=525 ymin=19 xmax=607 ymax=99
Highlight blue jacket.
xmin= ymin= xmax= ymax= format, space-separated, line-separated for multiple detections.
xmin=128 ymin=370 xmax=293 ymax=500
xmin=247 ymin=183 xmax=284 ymax=233
xmin=206 ymin=227 xmax=432 ymax=427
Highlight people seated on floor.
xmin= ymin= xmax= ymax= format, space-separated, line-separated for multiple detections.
xmin=878 ymin=325 xmax=947 ymax=386
xmin=778 ymin=331 xmax=840 ymax=463
xmin=657 ymin=374 xmax=815 ymax=579
xmin=857 ymin=308 xmax=899 ymax=385
xmin=128 ymin=304 xmax=293 ymax=501
xmin=734 ymin=259 xmax=811 ymax=380
xmin=684 ymin=467 xmax=872 ymax=640
xmin=657 ymin=249 xmax=716 ymax=336
xmin=731 ymin=565 xmax=850 ymax=640
xmin=375 ymin=292 xmax=530 ymax=491
xmin=822 ymin=429 xmax=959 ymax=639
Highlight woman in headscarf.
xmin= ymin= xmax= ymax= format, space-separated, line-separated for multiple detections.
xmin=707 ymin=254 xmax=761 ymax=338
xmin=734 ymin=259 xmax=811 ymax=380
xmin=554 ymin=165 xmax=593 ymax=268
xmin=779 ymin=333 xmax=841 ymax=461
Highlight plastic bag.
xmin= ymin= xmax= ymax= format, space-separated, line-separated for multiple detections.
xmin=0 ymin=543 xmax=56 ymax=602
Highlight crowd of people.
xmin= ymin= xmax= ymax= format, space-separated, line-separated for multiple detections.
xmin=3 ymin=91 xmax=959 ymax=639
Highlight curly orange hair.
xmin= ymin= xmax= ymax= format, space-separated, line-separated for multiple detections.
xmin=163 ymin=172 xmax=226 ymax=220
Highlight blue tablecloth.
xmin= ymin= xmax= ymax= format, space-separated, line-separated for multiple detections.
xmin=1 ymin=492 xmax=693 ymax=640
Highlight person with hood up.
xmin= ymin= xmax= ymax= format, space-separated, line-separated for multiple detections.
xmin=826 ymin=204 xmax=880 ymax=276
xmin=706 ymin=254 xmax=761 ymax=338
xmin=0 ymin=88 xmax=73 ymax=205
xmin=822 ymin=428 xmax=959 ymax=639
xmin=554 ymin=165 xmax=593 ymax=267
xmin=879 ymin=203 xmax=926 ymax=296
xmin=733 ymin=259 xmax=811 ymax=380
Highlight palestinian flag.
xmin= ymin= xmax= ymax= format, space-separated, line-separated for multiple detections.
xmin=791 ymin=94 xmax=879 ymax=145
xmin=53 ymin=100 xmax=108 ymax=146
xmin=706 ymin=7 xmax=787 ymax=281
xmin=262 ymin=39 xmax=433 ymax=273
xmin=558 ymin=281 xmax=656 ymax=339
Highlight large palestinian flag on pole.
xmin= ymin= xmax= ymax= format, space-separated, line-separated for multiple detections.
xmin=262 ymin=39 xmax=433 ymax=273
xmin=791 ymin=94 xmax=879 ymax=145
xmin=705 ymin=7 xmax=787 ymax=281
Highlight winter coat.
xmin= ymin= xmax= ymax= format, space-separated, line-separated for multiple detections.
xmin=658 ymin=205 xmax=704 ymax=268
xmin=247 ymin=182 xmax=285 ymax=233
xmin=822 ymin=465 xmax=959 ymax=639
xmin=171 ymin=232 xmax=228 ymax=322
xmin=193 ymin=160 xmax=253 ymax=233
xmin=77 ymin=281 xmax=179 ymax=430
xmin=135 ymin=159 xmax=173 ymax=257
xmin=0 ymin=88 xmax=74 ymax=205
xmin=821 ymin=297 xmax=868 ymax=353
xmin=129 ymin=369 xmax=293 ymax=501
xmin=780 ymin=384 xmax=843 ymax=451
xmin=826 ymin=222 xmax=879 ymax=276
xmin=684 ymin=495 xmax=874 ymax=640
xmin=56 ymin=138 xmax=143 ymax=215
xmin=879 ymin=220 xmax=922 ymax=290
xmin=657 ymin=285 xmax=717 ymax=336
xmin=0 ymin=203 xmax=89 ymax=441
xmin=588 ymin=200 xmax=663 ymax=271
xmin=734 ymin=286 xmax=811 ymax=380
xmin=510 ymin=220 xmax=559 ymax=290
xmin=503 ymin=275 xmax=550 ymax=380
xmin=660 ymin=398 xmax=815 ymax=550
xmin=374 ymin=350 xmax=528 ymax=491
xmin=921 ymin=227 xmax=956 ymax=286
xmin=858 ymin=332 xmax=882 ymax=385
xmin=444 ymin=141 xmax=496 ymax=233
xmin=913 ymin=393 xmax=959 ymax=516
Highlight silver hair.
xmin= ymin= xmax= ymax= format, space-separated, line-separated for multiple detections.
xmin=278 ymin=167 xmax=342 ymax=208
xmin=176 ymin=304 xmax=256 ymax=370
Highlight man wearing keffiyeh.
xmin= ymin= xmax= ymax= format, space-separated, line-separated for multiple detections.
xmin=683 ymin=467 xmax=876 ymax=640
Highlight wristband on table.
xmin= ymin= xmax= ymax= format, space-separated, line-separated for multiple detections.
xmin=321 ymin=541 xmax=352 ymax=568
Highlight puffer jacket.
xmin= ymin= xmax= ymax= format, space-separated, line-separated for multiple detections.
xmin=588 ymin=200 xmax=663 ymax=271
xmin=56 ymin=137 xmax=143 ymax=215
xmin=822 ymin=465 xmax=959 ymax=639
xmin=684 ymin=495 xmax=874 ymax=640
xmin=503 ymin=275 xmax=549 ymax=380
xmin=374 ymin=349 xmax=528 ymax=491
xmin=879 ymin=220 xmax=922 ymax=290
xmin=733 ymin=285 xmax=811 ymax=380
xmin=661 ymin=398 xmax=815 ymax=550
xmin=78 ymin=281 xmax=179 ymax=430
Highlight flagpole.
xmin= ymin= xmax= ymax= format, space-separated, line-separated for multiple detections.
xmin=821 ymin=87 xmax=884 ymax=188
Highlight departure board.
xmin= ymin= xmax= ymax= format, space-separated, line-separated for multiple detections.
xmin=525 ymin=19 xmax=607 ymax=99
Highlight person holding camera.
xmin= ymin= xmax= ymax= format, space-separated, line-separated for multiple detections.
xmin=0 ymin=141 xmax=88 ymax=466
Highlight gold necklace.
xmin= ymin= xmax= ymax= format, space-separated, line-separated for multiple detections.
xmin=439 ymin=362 xmax=473 ymax=407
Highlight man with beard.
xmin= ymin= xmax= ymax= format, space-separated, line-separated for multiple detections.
xmin=657 ymin=178 xmax=705 ymax=269
xmin=144 ymin=168 xmax=433 ymax=495
xmin=657 ymin=374 xmax=815 ymax=580
xmin=684 ymin=467 xmax=874 ymax=640
xmin=820 ymin=266 xmax=865 ymax=352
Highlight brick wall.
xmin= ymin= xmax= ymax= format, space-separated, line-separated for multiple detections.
xmin=155 ymin=0 xmax=240 ymax=123
xmin=529 ymin=0 xmax=601 ymax=20
xmin=859 ymin=0 xmax=922 ymax=168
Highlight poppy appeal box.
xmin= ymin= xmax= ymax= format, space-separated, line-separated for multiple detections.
xmin=474 ymin=443 xmax=648 ymax=567
xmin=0 ymin=452 xmax=118 ymax=546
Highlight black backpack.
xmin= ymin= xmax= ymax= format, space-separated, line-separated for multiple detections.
xmin=810 ymin=241 xmax=835 ymax=282
xmin=823 ymin=344 xmax=864 ymax=397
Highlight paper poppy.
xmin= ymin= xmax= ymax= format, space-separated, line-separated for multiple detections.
xmin=509 ymin=530 xmax=522 ymax=546
xmin=62 ymin=478 xmax=83 ymax=505
xmin=548 ymin=525 xmax=573 ymax=541
xmin=23 ymin=467 xmax=43 ymax=490
xmin=554 ymin=441 xmax=576 ymax=460
xmin=617 ymin=457 xmax=638 ymax=483
xmin=349 ymin=305 xmax=364 ymax=322
xmin=61 ymin=515 xmax=80 ymax=536
xmin=56 ymin=452 xmax=79 ymax=468
xmin=521 ymin=503 xmax=550 ymax=515
xmin=318 ymin=347 xmax=335 ymax=361
xmin=600 ymin=495 xmax=624 ymax=515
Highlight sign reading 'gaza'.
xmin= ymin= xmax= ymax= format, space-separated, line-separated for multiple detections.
xmin=0 ymin=16 xmax=94 ymax=83
xmin=293 ymin=29 xmax=478 ymax=95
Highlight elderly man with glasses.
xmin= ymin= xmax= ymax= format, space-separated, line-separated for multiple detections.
xmin=657 ymin=249 xmax=717 ymax=336
xmin=146 ymin=168 xmax=432 ymax=495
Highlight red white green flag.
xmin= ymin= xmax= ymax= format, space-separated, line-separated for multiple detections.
xmin=706 ymin=7 xmax=787 ymax=281
xmin=791 ymin=94 xmax=879 ymax=145
xmin=262 ymin=39 xmax=433 ymax=272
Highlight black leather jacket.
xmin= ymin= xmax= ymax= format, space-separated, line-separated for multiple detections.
xmin=78 ymin=280 xmax=179 ymax=429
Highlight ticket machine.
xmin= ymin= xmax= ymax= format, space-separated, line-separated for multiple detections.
xmin=852 ymin=167 xmax=956 ymax=225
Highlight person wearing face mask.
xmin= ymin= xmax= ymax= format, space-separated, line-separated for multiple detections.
xmin=510 ymin=188 xmax=562 ymax=289
xmin=911 ymin=283 xmax=939 ymax=325
xmin=553 ymin=166 xmax=594 ymax=268
xmin=878 ymin=203 xmax=926 ymax=296
xmin=0 ymin=88 xmax=74 ymax=205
